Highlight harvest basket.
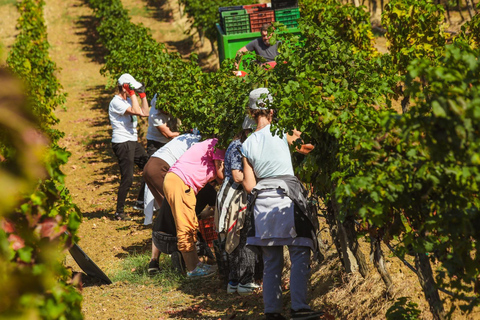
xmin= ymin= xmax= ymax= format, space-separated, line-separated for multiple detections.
xmin=198 ymin=217 xmax=218 ymax=248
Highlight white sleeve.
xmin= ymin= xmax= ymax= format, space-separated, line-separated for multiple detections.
xmin=152 ymin=111 xmax=168 ymax=127
xmin=111 ymin=97 xmax=131 ymax=115
xmin=241 ymin=140 xmax=249 ymax=159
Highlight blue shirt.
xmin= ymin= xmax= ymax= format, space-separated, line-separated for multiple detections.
xmin=224 ymin=139 xmax=243 ymax=180
xmin=241 ymin=124 xmax=294 ymax=178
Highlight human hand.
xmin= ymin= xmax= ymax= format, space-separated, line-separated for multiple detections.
xmin=135 ymin=83 xmax=146 ymax=99
xmin=123 ymin=83 xmax=136 ymax=96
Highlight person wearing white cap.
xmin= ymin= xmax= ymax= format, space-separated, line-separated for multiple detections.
xmin=109 ymin=73 xmax=150 ymax=221
xmin=240 ymin=88 xmax=322 ymax=320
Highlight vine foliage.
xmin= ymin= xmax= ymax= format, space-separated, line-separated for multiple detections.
xmin=1 ymin=0 xmax=82 ymax=318
xmin=88 ymin=0 xmax=480 ymax=318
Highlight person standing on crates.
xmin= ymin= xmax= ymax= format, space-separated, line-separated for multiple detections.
xmin=235 ymin=24 xmax=279 ymax=69
xmin=241 ymin=88 xmax=324 ymax=320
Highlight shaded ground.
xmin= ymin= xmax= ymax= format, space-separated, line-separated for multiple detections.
xmin=1 ymin=0 xmax=480 ymax=319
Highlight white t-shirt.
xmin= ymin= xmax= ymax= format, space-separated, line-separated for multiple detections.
xmin=146 ymin=107 xmax=170 ymax=143
xmin=151 ymin=133 xmax=201 ymax=166
xmin=241 ymin=124 xmax=294 ymax=178
xmin=109 ymin=95 xmax=137 ymax=143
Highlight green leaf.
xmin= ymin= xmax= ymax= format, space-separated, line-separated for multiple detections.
xmin=431 ymin=100 xmax=446 ymax=117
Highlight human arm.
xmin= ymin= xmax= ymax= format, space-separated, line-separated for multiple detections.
xmin=231 ymin=143 xmax=245 ymax=183
xmin=241 ymin=157 xmax=256 ymax=194
xmin=287 ymin=129 xmax=314 ymax=155
xmin=214 ymin=160 xmax=225 ymax=184
xmin=156 ymin=123 xmax=180 ymax=140
xmin=138 ymin=95 xmax=149 ymax=117
xmin=123 ymin=84 xmax=149 ymax=117
xmin=235 ymin=45 xmax=250 ymax=70
xmin=232 ymin=169 xmax=244 ymax=183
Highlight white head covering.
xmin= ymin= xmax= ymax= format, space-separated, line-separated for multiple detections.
xmin=248 ymin=88 xmax=273 ymax=110
xmin=117 ymin=73 xmax=142 ymax=89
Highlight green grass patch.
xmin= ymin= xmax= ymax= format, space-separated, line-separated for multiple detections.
xmin=0 ymin=0 xmax=17 ymax=5
xmin=110 ymin=252 xmax=184 ymax=290
xmin=128 ymin=6 xmax=149 ymax=18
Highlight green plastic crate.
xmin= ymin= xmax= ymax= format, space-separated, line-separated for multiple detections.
xmin=221 ymin=9 xmax=247 ymax=19
xmin=274 ymin=8 xmax=300 ymax=28
xmin=221 ymin=9 xmax=250 ymax=35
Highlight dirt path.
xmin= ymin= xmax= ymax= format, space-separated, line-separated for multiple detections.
xmin=41 ymin=0 xmax=263 ymax=319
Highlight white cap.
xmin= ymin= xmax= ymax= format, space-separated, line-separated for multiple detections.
xmin=118 ymin=73 xmax=142 ymax=90
xmin=248 ymin=88 xmax=273 ymax=109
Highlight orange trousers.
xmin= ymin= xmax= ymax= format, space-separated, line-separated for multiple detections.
xmin=163 ymin=172 xmax=198 ymax=252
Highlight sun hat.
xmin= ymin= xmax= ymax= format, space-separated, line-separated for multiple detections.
xmin=248 ymin=88 xmax=273 ymax=110
xmin=118 ymin=73 xmax=142 ymax=90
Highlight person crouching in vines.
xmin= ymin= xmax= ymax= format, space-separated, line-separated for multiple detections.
xmin=162 ymin=137 xmax=226 ymax=278
xmin=240 ymin=88 xmax=323 ymax=320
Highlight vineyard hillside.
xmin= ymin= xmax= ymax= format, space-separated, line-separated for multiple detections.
xmin=1 ymin=0 xmax=479 ymax=319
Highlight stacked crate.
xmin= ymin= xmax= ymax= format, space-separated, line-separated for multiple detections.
xmin=219 ymin=7 xmax=250 ymax=35
xmin=272 ymin=0 xmax=300 ymax=29
xmin=244 ymin=3 xmax=275 ymax=33
xmin=219 ymin=1 xmax=300 ymax=35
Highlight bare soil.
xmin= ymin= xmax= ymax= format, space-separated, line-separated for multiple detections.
xmin=1 ymin=0 xmax=479 ymax=319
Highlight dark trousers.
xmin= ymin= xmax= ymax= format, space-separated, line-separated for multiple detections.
xmin=112 ymin=141 xmax=148 ymax=213
xmin=143 ymin=157 xmax=170 ymax=207
xmin=228 ymin=221 xmax=256 ymax=285
xmin=147 ymin=139 xmax=165 ymax=157
xmin=137 ymin=139 xmax=167 ymax=203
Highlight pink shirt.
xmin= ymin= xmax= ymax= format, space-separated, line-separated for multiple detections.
xmin=169 ymin=139 xmax=226 ymax=194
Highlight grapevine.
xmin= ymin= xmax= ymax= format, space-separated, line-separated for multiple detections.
xmin=88 ymin=0 xmax=480 ymax=318
xmin=1 ymin=0 xmax=82 ymax=318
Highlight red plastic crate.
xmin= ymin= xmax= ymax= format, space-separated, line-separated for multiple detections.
xmin=250 ymin=9 xmax=275 ymax=33
xmin=243 ymin=3 xmax=267 ymax=14
xmin=198 ymin=217 xmax=217 ymax=247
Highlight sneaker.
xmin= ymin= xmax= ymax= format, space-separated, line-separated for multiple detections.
xmin=199 ymin=262 xmax=217 ymax=273
xmin=171 ymin=251 xmax=185 ymax=274
xmin=114 ymin=212 xmax=131 ymax=221
xmin=227 ymin=282 xmax=238 ymax=294
xmin=148 ymin=259 xmax=160 ymax=275
xmin=133 ymin=201 xmax=144 ymax=211
xmin=266 ymin=313 xmax=286 ymax=320
xmin=290 ymin=309 xmax=325 ymax=320
xmin=187 ymin=263 xmax=216 ymax=279
xmin=237 ymin=282 xmax=260 ymax=295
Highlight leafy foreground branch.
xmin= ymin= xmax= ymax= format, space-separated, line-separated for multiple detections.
xmin=0 ymin=0 xmax=82 ymax=318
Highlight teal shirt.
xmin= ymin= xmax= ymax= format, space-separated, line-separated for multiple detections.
xmin=241 ymin=124 xmax=294 ymax=178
